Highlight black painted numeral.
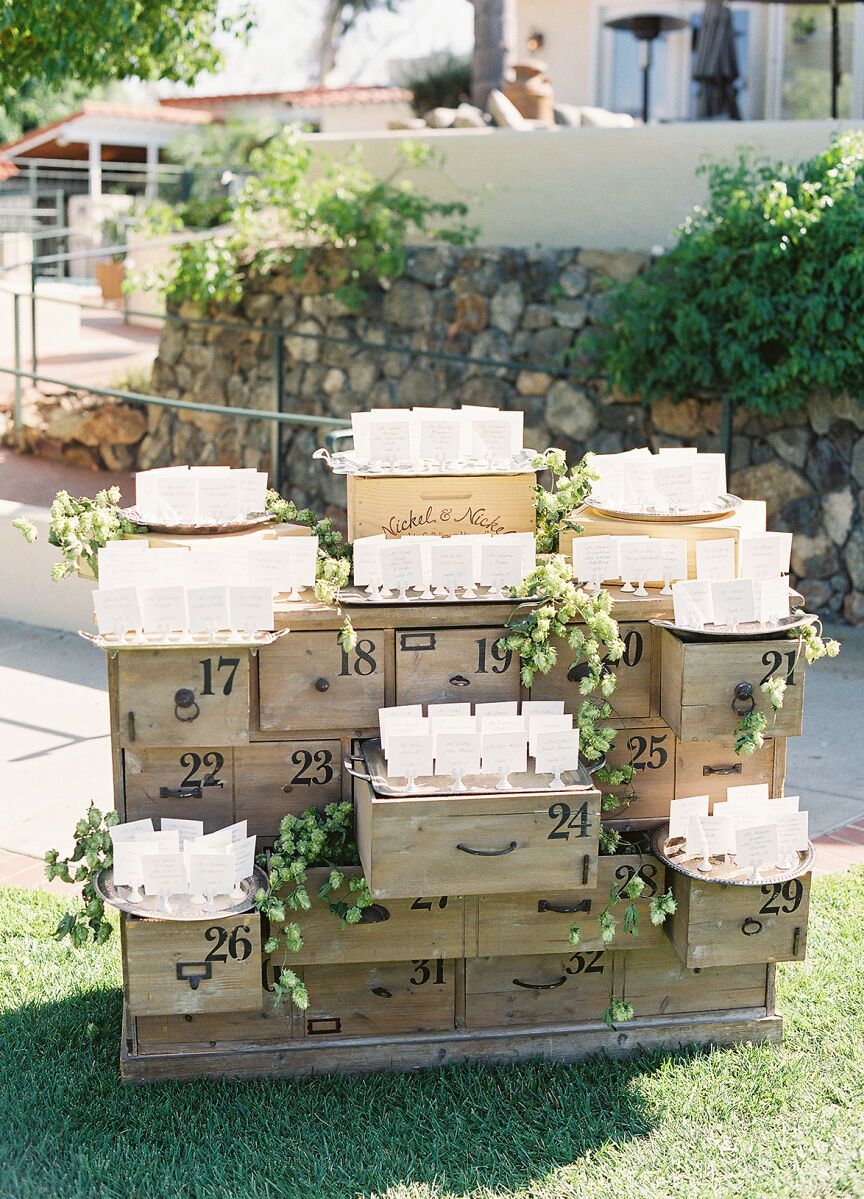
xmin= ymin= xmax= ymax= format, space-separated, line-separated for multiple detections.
xmin=627 ymin=734 xmax=668 ymax=771
xmin=760 ymin=649 xmax=797 ymax=687
xmin=566 ymin=951 xmax=605 ymax=976
xmin=410 ymin=959 xmax=446 ymax=986
xmin=475 ymin=637 xmax=512 ymax=675
xmin=547 ymin=800 xmax=590 ymax=841
xmin=179 ymin=750 xmax=225 ymax=789
xmin=339 ymin=637 xmax=377 ymax=677
xmin=204 ymin=924 xmax=252 ymax=963
xmin=614 ymin=861 xmax=658 ymax=897
xmin=411 ymin=897 xmax=449 ymax=911
xmin=199 ymin=656 xmax=240 ymax=696
xmin=759 ymin=879 xmax=803 ymax=915
xmin=289 ymin=748 xmax=334 ymax=786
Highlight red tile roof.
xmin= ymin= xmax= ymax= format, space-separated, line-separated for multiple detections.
xmin=0 ymin=101 xmax=213 ymax=156
xmin=160 ymin=85 xmax=412 ymax=110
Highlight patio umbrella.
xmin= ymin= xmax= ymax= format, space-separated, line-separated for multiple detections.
xmin=605 ymin=13 xmax=691 ymax=123
xmin=693 ymin=0 xmax=741 ymax=119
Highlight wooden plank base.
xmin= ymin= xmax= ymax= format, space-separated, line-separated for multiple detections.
xmin=120 ymin=1009 xmax=783 ymax=1083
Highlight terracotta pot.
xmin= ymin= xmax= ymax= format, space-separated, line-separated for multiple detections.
xmin=504 ymin=59 xmax=555 ymax=124
xmin=95 ymin=260 xmax=125 ymax=303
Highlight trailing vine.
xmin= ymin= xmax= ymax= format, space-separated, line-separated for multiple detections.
xmin=44 ymin=803 xmax=117 ymax=945
xmin=255 ymin=803 xmax=372 ymax=1009
xmin=13 ymin=487 xmax=145 ymax=581
xmin=531 ymin=448 xmax=598 ymax=554
xmin=733 ymin=614 xmax=840 ymax=755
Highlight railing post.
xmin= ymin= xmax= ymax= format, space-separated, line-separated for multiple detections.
xmin=29 ymin=259 xmax=37 ymax=374
xmin=13 ymin=291 xmax=23 ymax=449
xmin=720 ymin=393 xmax=733 ymax=488
xmin=272 ymin=330 xmax=284 ymax=494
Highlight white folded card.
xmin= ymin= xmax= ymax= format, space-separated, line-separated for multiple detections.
xmin=474 ymin=702 xmax=519 ymax=718
xmin=477 ymin=715 xmax=526 ymax=735
xmin=470 ymin=411 xmax=521 ymax=462
xmin=196 ymin=473 xmax=239 ymax=524
xmin=628 ymin=460 xmax=659 ymax=508
xmin=112 ymin=840 xmax=158 ymax=888
xmin=758 ymin=577 xmax=791 ymax=624
xmin=481 ymin=731 xmax=527 ymax=774
xmin=228 ymin=835 xmax=257 ymax=883
xmin=379 ymin=703 xmax=423 ymax=728
xmin=139 ymin=585 xmax=187 ymax=633
xmin=228 ymin=585 xmax=273 ymax=632
xmin=533 ymin=728 xmax=581 ymax=774
xmin=740 ymin=535 xmax=785 ymax=580
xmin=245 ymin=545 xmax=293 ymax=593
xmin=672 ymin=579 xmax=715 ymax=627
xmin=369 ymin=413 xmax=412 ymax=465
xmin=233 ymin=469 xmax=268 ymax=515
xmin=353 ymin=535 xmax=386 ymax=590
xmin=434 ymin=730 xmax=482 ymax=776
xmin=417 ymin=411 xmax=461 ymax=463
xmin=528 ymin=714 xmax=573 ymax=756
xmin=381 ymin=717 xmax=428 ymax=756
xmin=669 ymin=794 xmax=710 ymax=840
xmin=727 ymin=783 xmax=770 ymax=805
xmin=735 ymin=822 xmax=780 ymax=874
xmin=351 ymin=412 xmax=371 ymax=459
xmin=151 ymin=830 xmax=181 ymax=853
xmin=521 ymin=700 xmax=565 ymax=716
xmin=186 ymin=585 xmax=229 ymax=633
xmin=142 ymin=852 xmax=190 ymax=897
xmin=93 ymin=587 xmax=141 ymax=636
xmin=619 ymin=539 xmax=662 ymax=584
xmin=690 ymin=812 xmax=736 ymax=857
xmin=428 ymin=541 xmax=476 ymax=591
xmin=776 ymin=811 xmax=809 ymax=859
xmin=656 ymin=447 xmax=697 ymax=462
xmin=695 ymin=539 xmax=736 ymax=582
xmin=573 ymin=536 xmax=617 ymax=584
xmin=692 ymin=453 xmax=727 ymax=504
xmin=480 ymin=541 xmax=524 ymax=591
xmin=380 ymin=540 xmax=424 ymax=593
xmin=188 ymin=851 xmax=235 ymax=898
xmin=426 ymin=702 xmax=472 ymax=720
xmin=711 ymin=579 xmax=757 ymax=628
xmin=97 ymin=542 xmax=151 ymax=590
xmin=767 ymin=794 xmax=800 ymax=815
xmin=386 ymin=732 xmax=435 ymax=779
xmin=653 ymin=463 xmax=695 ymax=510
xmin=183 ymin=548 xmax=227 ymax=589
xmin=110 ymin=818 xmax=155 ymax=844
xmin=657 ymin=539 xmax=688 ymax=584
xmin=160 ymin=818 xmax=204 ymax=848
xmin=283 ymin=537 xmax=319 ymax=590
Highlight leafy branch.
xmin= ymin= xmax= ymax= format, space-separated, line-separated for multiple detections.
xmin=44 ymin=803 xmax=117 ymax=946
xmin=531 ymin=448 xmax=598 ymax=554
xmin=13 ymin=487 xmax=145 ymax=581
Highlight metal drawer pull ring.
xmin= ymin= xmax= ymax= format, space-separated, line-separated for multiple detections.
xmin=456 ymin=841 xmax=517 ymax=856
xmin=512 ymin=975 xmax=567 ymax=990
xmin=731 ymin=681 xmax=755 ymax=715
xmin=174 ymin=688 xmax=200 ymax=722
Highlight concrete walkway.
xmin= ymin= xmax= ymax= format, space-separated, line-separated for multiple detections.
xmin=0 ymin=617 xmax=860 ymax=894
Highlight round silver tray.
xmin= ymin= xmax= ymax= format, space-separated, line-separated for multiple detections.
xmin=586 ymin=493 xmax=741 ymax=523
xmin=120 ymin=508 xmax=276 ymax=535
xmin=652 ymin=825 xmax=814 ymax=886
xmin=93 ymin=864 xmax=267 ymax=920
xmin=651 ymin=611 xmax=815 ymax=642
xmin=339 ymin=586 xmax=543 ymax=607
xmin=312 ymin=447 xmax=539 ymax=477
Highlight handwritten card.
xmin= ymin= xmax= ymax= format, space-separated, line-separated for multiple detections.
xmin=109 ymin=818 xmax=155 ymax=844
xmin=672 ymin=579 xmax=715 ymax=627
xmin=477 ymin=715 xmax=526 ymax=736
xmin=481 ymin=731 xmax=527 ymax=775
xmin=112 ymin=840 xmax=158 ymax=888
xmin=735 ymin=823 xmax=780 ymax=877
xmin=351 ymin=411 xmax=371 ymax=459
xmin=139 ymin=585 xmax=187 ymax=633
xmin=435 ymin=730 xmax=482 ymax=776
xmin=628 ymin=460 xmax=659 ymax=508
xmin=618 ymin=539 xmax=662 ymax=586
xmin=378 ymin=704 xmax=423 ymax=733
xmin=727 ymin=784 xmax=770 ymax=806
xmin=658 ymin=539 xmax=688 ymax=584
xmin=690 ymin=813 xmax=736 ymax=857
xmin=369 ymin=414 xmax=412 ymax=466
xmin=426 ymin=702 xmax=472 ymax=721
xmin=417 ymin=412 xmax=461 ymax=463
xmin=380 ymin=540 xmax=424 ymax=593
xmin=692 ymin=453 xmax=727 ymax=504
xmin=142 ymin=852 xmax=190 ymax=897
xmin=246 ymin=544 xmax=293 ymax=594
xmin=653 ymin=464 xmax=695 ymax=511
xmin=776 ymin=811 xmax=809 ymax=861
xmin=669 ymin=794 xmax=710 ymax=840
xmin=93 ymin=587 xmax=141 ymax=636
xmin=234 ymin=469 xmax=268 ymax=515
xmin=768 ymin=795 xmax=800 ymax=815
xmin=186 ymin=585 xmax=229 ymax=634
xmin=758 ymin=577 xmax=790 ymax=624
xmin=711 ymin=579 xmax=757 ymax=629
xmin=480 ymin=541 xmax=524 ymax=591
xmin=160 ymin=818 xmax=204 ymax=848
xmin=284 ymin=537 xmax=319 ymax=591
xmin=386 ymin=733 xmax=435 ymax=779
xmin=195 ymin=472 xmax=239 ymax=524
xmin=228 ymin=835 xmax=256 ymax=884
xmin=521 ymin=700 xmax=565 ymax=716
xmin=474 ymin=702 xmax=519 ymax=718
xmin=428 ymin=541 xmax=475 ymax=592
xmin=471 ymin=412 xmax=521 ymax=463
xmin=228 ymin=585 xmax=273 ymax=633
xmin=573 ymin=536 xmax=617 ymax=585
xmin=533 ymin=728 xmax=581 ymax=775
xmin=381 ymin=718 xmax=428 ymax=756
xmin=97 ymin=541 xmax=151 ymax=590
xmin=528 ymin=714 xmax=573 ymax=756
xmin=183 ymin=548 xmax=227 ymax=589
xmin=696 ymin=539 xmax=736 ymax=582
xmin=188 ymin=851 xmax=234 ymax=898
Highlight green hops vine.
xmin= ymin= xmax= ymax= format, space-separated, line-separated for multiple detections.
xmin=255 ymin=803 xmax=372 ymax=1010
xmin=14 ymin=488 xmax=145 ymax=581
xmin=531 ymin=448 xmax=598 ymax=555
xmin=44 ymin=803 xmax=117 ymax=946
xmin=603 ymin=998 xmax=635 ymax=1030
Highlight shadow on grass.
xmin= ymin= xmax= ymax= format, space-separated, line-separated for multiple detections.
xmin=0 ymin=984 xmax=717 ymax=1199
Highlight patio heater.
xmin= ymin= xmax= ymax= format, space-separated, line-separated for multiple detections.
xmin=605 ymin=12 xmax=690 ymax=123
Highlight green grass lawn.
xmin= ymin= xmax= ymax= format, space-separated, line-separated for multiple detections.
xmin=1 ymin=873 xmax=863 ymax=1199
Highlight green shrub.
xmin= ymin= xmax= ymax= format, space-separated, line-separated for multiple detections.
xmin=598 ymin=131 xmax=864 ymax=415
xmin=404 ymin=54 xmax=472 ymax=115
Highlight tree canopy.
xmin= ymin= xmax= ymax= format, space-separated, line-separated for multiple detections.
xmin=0 ymin=0 xmax=254 ymax=90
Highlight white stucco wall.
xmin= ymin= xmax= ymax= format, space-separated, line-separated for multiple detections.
xmin=305 ymin=120 xmax=860 ymax=252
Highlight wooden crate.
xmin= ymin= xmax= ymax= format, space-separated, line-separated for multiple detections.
xmin=659 ymin=628 xmax=805 ymax=742
xmin=600 ymin=723 xmax=676 ymax=821
xmin=257 ymin=631 xmax=387 ymax=734
xmin=621 ymin=940 xmax=772 ymax=1016
xmin=299 ymin=958 xmax=458 ymax=1038
xmin=530 ymin=621 xmax=655 ymax=720
xmin=395 ymin=625 xmax=520 ymax=706
xmin=122 ymin=746 xmax=235 ymax=830
xmin=235 ymin=741 xmax=345 ymax=835
xmin=116 ymin=648 xmax=251 ymax=749
xmin=123 ymin=913 xmax=261 ymax=1017
xmin=665 ymin=870 xmax=810 ymax=968
xmin=559 ymin=501 xmax=767 ymax=583
xmin=127 ymin=522 xmax=312 ymax=551
xmin=468 ymin=853 xmax=666 ymax=957
xmin=355 ymin=777 xmax=601 ymax=898
xmin=464 ymin=950 xmax=614 ymax=1029
xmin=676 ymin=736 xmax=785 ymax=809
xmin=347 ymin=472 xmax=537 ymax=541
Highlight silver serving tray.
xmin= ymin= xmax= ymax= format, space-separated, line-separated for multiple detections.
xmin=120 ymin=507 xmax=276 ymax=535
xmin=93 ymin=864 xmax=267 ymax=920
xmin=79 ymin=628 xmax=289 ymax=651
xmin=652 ymin=825 xmax=814 ymax=886
xmin=339 ymin=585 xmax=542 ymax=607
xmin=586 ymin=493 xmax=741 ymax=523
xmin=313 ymin=447 xmax=539 ymax=477
xmin=651 ymin=611 xmax=815 ymax=642
xmin=346 ymin=737 xmax=600 ymax=798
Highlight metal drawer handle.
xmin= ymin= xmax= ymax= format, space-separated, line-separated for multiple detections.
xmin=174 ymin=688 xmax=200 ymax=723
xmin=371 ymin=986 xmax=392 ymax=998
xmin=703 ymin=763 xmax=743 ymax=776
xmin=449 ymin=675 xmax=471 ymax=687
xmin=315 ymin=677 xmax=330 ymax=693
xmin=731 ymin=681 xmax=755 ymax=715
xmin=359 ymin=904 xmax=391 ymax=924
xmin=343 ymin=758 xmax=374 ymax=784
xmin=537 ymin=899 xmax=592 ymax=915
xmin=456 ymin=840 xmax=517 ymax=856
xmin=512 ymin=975 xmax=567 ymax=990
xmin=159 ymin=785 xmax=203 ymax=800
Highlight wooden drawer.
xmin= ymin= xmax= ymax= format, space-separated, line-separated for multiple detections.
xmin=234 ymin=741 xmax=344 ymax=836
xmin=666 ymin=871 xmax=810 ymax=968
xmin=123 ymin=746 xmax=234 ymax=831
xmin=621 ymin=941 xmax=770 ymax=1016
xmin=347 ymin=471 xmax=537 ymax=541
xmin=530 ymin=623 xmax=653 ymax=719
xmin=395 ymin=627 xmax=520 ymax=707
xmin=356 ymin=778 xmax=601 ymax=898
xmin=276 ymin=867 xmax=464 ymax=966
xmin=134 ymin=997 xmax=299 ymax=1052
xmin=123 ymin=914 xmax=261 ymax=1017
xmin=472 ymin=853 xmax=666 ymax=957
xmin=117 ymin=649 xmax=250 ymax=748
xmin=464 ymin=951 xmax=613 ymax=1029
xmin=600 ymin=724 xmax=676 ymax=821
xmin=659 ymin=629 xmax=805 ymax=742
xmin=676 ymin=737 xmax=783 ymax=809
xmin=299 ymin=958 xmax=457 ymax=1038
xmin=258 ymin=631 xmax=386 ymax=733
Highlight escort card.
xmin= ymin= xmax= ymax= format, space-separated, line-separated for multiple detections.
xmin=768 ymin=794 xmax=800 ymax=815
xmin=692 ymin=453 xmax=727 ymax=504
xmin=426 ymin=703 xmax=472 ymax=721
xmin=386 ymin=733 xmax=435 ymax=780
xmin=474 ymin=702 xmax=519 ymax=718
xmin=381 ymin=717 xmax=428 ymax=756
xmin=110 ymin=818 xmax=155 ymax=844
xmin=160 ymin=818 xmax=204 ymax=847
xmin=470 ymin=411 xmax=522 ymax=464
xmin=618 ymin=539 xmax=662 ymax=591
xmin=735 ymin=823 xmax=781 ymax=877
xmin=228 ymin=835 xmax=257 ymax=884
xmin=776 ymin=811 xmax=809 ymax=862
xmin=480 ymin=541 xmax=524 ymax=592
xmin=727 ymin=783 xmax=770 ymax=805
xmin=139 ymin=585 xmax=187 ymax=633
xmin=688 ymin=813 xmax=736 ymax=858
xmin=228 ymin=585 xmax=273 ymax=633
xmin=351 ymin=411 xmax=371 ymax=459
xmin=246 ymin=544 xmax=293 ymax=594
xmin=369 ymin=414 xmax=412 ymax=466
xmin=658 ymin=539 xmax=688 ymax=586
xmin=93 ymin=587 xmax=141 ymax=636
xmin=234 ymin=469 xmax=268 ymax=515
xmin=183 ymin=548 xmax=227 ymax=589
xmin=669 ymin=794 xmax=710 ymax=840
xmin=521 ymin=700 xmax=565 ymax=716
xmin=146 ymin=548 xmax=187 ymax=588
xmin=188 ymin=851 xmax=235 ymax=899
xmin=378 ymin=704 xmax=423 ymax=732
xmin=573 ymin=536 xmax=617 ymax=586
xmin=477 ymin=715 xmax=526 ymax=736
xmin=417 ymin=411 xmax=461 ymax=464
xmin=112 ymin=839 xmax=158 ymax=888
xmin=758 ymin=577 xmax=791 ymax=623
xmin=533 ymin=728 xmax=581 ymax=776
xmin=380 ymin=540 xmax=424 ymax=594
xmin=672 ymin=579 xmax=715 ymax=627
xmin=152 ymin=830 xmax=181 ymax=853
xmin=152 ymin=471 xmax=199 ymax=522
xmin=142 ymin=852 xmax=190 ymax=897
xmin=284 ymin=537 xmax=319 ymax=591
xmin=186 ymin=585 xmax=229 ymax=634
xmin=528 ymin=714 xmax=574 ymax=756
xmin=97 ymin=542 xmax=152 ymax=591
xmin=696 ymin=539 xmax=737 ymax=581
xmin=435 ymin=730 xmax=482 ymax=778
xmin=711 ymin=579 xmax=757 ymax=629
xmin=653 ymin=463 xmax=695 ymax=511
xmin=353 ymin=535 xmax=387 ymax=592
xmin=195 ymin=472 xmax=239 ymax=524
xmin=428 ymin=541 xmax=475 ymax=594
xmin=627 ymin=460 xmax=659 ymax=508
xmin=656 ymin=447 xmax=697 ymax=462
xmin=590 ymin=455 xmax=636 ymax=505
xmin=481 ymin=731 xmax=527 ymax=775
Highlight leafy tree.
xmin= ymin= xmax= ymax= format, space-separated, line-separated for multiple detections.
xmin=316 ymin=0 xmax=402 ymax=83
xmin=598 ymin=131 xmax=864 ymax=415
xmin=0 ymin=77 xmax=89 ymax=144
xmin=0 ymin=0 xmax=254 ymax=90
xmin=404 ymin=54 xmax=472 ymax=116
xmin=162 ymin=118 xmax=280 ymax=227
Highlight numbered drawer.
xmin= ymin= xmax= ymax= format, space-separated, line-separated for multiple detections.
xmin=134 ymin=997 xmax=299 ymax=1053
xmin=659 ymin=629 xmax=805 ymax=742
xmin=123 ymin=747 xmax=235 ymax=830
xmin=355 ymin=777 xmax=601 ymax=898
xmin=395 ymin=628 xmax=520 ymax=707
xmin=676 ymin=737 xmax=783 ymax=809
xmin=258 ymin=632 xmax=385 ymax=733
xmin=621 ymin=941 xmax=770 ymax=1016
xmin=123 ymin=914 xmax=261 ymax=1017
xmin=472 ymin=854 xmax=666 ymax=957
xmin=273 ymin=867 xmax=464 ymax=965
xmin=600 ymin=724 xmax=676 ymax=821
xmin=299 ymin=958 xmax=457 ymax=1038
xmin=666 ymin=871 xmax=810 ymax=968
xmin=117 ymin=649 xmax=250 ymax=748
xmin=234 ymin=741 xmax=343 ymax=836
xmin=464 ymin=951 xmax=613 ymax=1029
xmin=530 ymin=623 xmax=653 ymax=719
